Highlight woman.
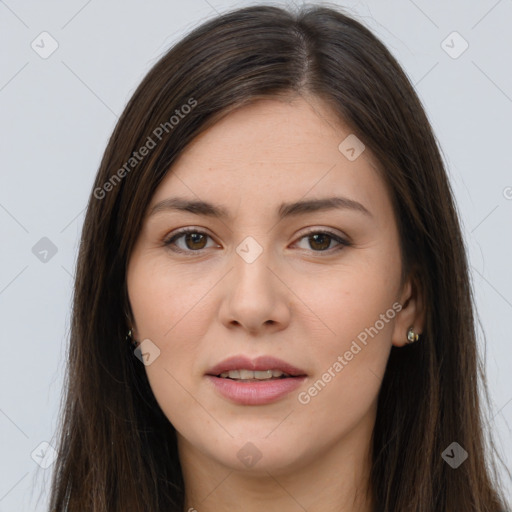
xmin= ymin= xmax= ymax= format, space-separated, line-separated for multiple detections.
xmin=48 ymin=3 xmax=510 ymax=511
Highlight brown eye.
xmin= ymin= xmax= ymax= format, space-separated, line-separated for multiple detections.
xmin=295 ymin=230 xmax=350 ymax=253
xmin=182 ymin=232 xmax=208 ymax=250
xmin=164 ymin=229 xmax=215 ymax=253
xmin=164 ymin=228 xmax=350 ymax=255
xmin=307 ymin=233 xmax=332 ymax=251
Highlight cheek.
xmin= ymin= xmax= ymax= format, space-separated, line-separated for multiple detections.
xmin=128 ymin=256 xmax=215 ymax=343
xmin=294 ymin=251 xmax=399 ymax=422
xmin=306 ymin=273 xmax=396 ymax=377
xmin=302 ymin=253 xmax=400 ymax=349
xmin=127 ymin=257 xmax=219 ymax=416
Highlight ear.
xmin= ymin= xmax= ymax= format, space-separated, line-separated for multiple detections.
xmin=124 ymin=298 xmax=139 ymax=339
xmin=125 ymin=311 xmax=139 ymax=341
xmin=391 ymin=272 xmax=425 ymax=347
xmin=131 ymin=325 xmax=139 ymax=341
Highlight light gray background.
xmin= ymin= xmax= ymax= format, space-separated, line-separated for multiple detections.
xmin=1 ymin=0 xmax=511 ymax=510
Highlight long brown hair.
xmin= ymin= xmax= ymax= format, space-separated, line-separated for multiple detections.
xmin=47 ymin=3 xmax=510 ymax=511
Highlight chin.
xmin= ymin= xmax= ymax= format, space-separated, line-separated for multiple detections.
xmin=196 ymin=431 xmax=311 ymax=475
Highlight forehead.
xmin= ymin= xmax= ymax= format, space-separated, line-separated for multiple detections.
xmin=171 ymin=96 xmax=362 ymax=169
xmin=149 ymin=96 xmax=389 ymax=221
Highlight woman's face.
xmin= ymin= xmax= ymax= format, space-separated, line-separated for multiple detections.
xmin=127 ymin=95 xmax=421 ymax=476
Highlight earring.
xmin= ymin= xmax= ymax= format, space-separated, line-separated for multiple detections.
xmin=406 ymin=326 xmax=420 ymax=344
xmin=126 ymin=328 xmax=138 ymax=348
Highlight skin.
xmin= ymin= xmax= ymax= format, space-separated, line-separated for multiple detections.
xmin=126 ymin=94 xmax=425 ymax=512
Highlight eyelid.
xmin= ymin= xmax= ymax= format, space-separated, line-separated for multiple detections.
xmin=297 ymin=226 xmax=349 ymax=241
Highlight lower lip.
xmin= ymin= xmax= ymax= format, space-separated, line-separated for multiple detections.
xmin=206 ymin=375 xmax=307 ymax=405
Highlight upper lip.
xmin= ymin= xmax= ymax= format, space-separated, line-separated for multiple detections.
xmin=206 ymin=355 xmax=307 ymax=377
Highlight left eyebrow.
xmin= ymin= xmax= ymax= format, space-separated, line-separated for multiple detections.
xmin=148 ymin=196 xmax=373 ymax=220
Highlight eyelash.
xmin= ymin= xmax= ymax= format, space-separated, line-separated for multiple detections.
xmin=163 ymin=227 xmax=351 ymax=256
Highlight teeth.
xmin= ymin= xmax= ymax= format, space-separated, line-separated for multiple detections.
xmin=219 ymin=369 xmax=289 ymax=380
xmin=240 ymin=369 xmax=254 ymax=380
xmin=254 ymin=370 xmax=273 ymax=379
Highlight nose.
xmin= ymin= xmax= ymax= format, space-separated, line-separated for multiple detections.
xmin=218 ymin=243 xmax=291 ymax=335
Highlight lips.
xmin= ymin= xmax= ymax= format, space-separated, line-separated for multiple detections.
xmin=205 ymin=355 xmax=307 ymax=405
xmin=206 ymin=355 xmax=307 ymax=378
